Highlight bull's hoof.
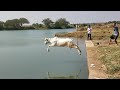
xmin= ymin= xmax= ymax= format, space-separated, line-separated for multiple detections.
xmin=47 ymin=48 xmax=50 ymax=52
xmin=79 ymin=51 xmax=81 ymax=55
xmin=78 ymin=52 xmax=81 ymax=55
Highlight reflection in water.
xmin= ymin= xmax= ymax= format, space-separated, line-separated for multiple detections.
xmin=0 ymin=29 xmax=88 ymax=79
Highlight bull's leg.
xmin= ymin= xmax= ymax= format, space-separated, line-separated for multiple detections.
xmin=70 ymin=43 xmax=81 ymax=55
xmin=47 ymin=42 xmax=56 ymax=52
xmin=47 ymin=47 xmax=50 ymax=52
xmin=68 ymin=42 xmax=72 ymax=50
xmin=76 ymin=45 xmax=81 ymax=55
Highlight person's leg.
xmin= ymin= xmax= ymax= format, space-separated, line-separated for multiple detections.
xmin=87 ymin=34 xmax=89 ymax=40
xmin=109 ymin=38 xmax=111 ymax=45
xmin=109 ymin=35 xmax=114 ymax=45
xmin=109 ymin=38 xmax=112 ymax=45
xmin=89 ymin=34 xmax=91 ymax=40
xmin=115 ymin=35 xmax=119 ymax=45
xmin=90 ymin=34 xmax=92 ymax=40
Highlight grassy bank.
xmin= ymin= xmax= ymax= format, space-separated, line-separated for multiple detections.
xmin=55 ymin=22 xmax=120 ymax=78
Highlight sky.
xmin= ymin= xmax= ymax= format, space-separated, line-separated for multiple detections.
xmin=0 ymin=11 xmax=120 ymax=25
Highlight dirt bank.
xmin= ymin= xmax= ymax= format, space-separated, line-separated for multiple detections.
xmin=85 ymin=41 xmax=108 ymax=79
xmin=86 ymin=40 xmax=120 ymax=79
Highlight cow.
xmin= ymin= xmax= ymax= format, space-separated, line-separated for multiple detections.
xmin=44 ymin=37 xmax=81 ymax=55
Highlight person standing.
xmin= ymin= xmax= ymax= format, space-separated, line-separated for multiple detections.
xmin=109 ymin=22 xmax=119 ymax=45
xmin=87 ymin=25 xmax=92 ymax=40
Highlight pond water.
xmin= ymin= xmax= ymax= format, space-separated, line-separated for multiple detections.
xmin=0 ymin=29 xmax=88 ymax=79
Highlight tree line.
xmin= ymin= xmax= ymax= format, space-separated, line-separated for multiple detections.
xmin=1 ymin=17 xmax=119 ymax=30
xmin=0 ymin=18 xmax=30 ymax=30
xmin=32 ymin=18 xmax=74 ymax=29
xmin=0 ymin=18 xmax=74 ymax=30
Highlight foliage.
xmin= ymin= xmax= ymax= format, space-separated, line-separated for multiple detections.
xmin=42 ymin=18 xmax=53 ymax=28
xmin=0 ymin=21 xmax=4 ymax=30
xmin=0 ymin=17 xmax=120 ymax=30
xmin=4 ymin=18 xmax=29 ymax=30
xmin=32 ymin=23 xmax=44 ymax=29
xmin=19 ymin=18 xmax=29 ymax=27
xmin=54 ymin=18 xmax=70 ymax=29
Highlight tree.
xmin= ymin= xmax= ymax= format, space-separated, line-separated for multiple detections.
xmin=12 ymin=19 xmax=20 ymax=28
xmin=42 ymin=18 xmax=53 ymax=28
xmin=19 ymin=18 xmax=29 ymax=27
xmin=32 ymin=23 xmax=43 ymax=29
xmin=5 ymin=19 xmax=20 ymax=29
xmin=0 ymin=21 xmax=4 ymax=29
xmin=54 ymin=18 xmax=70 ymax=29
xmin=4 ymin=18 xmax=30 ymax=29
xmin=5 ymin=20 xmax=14 ymax=28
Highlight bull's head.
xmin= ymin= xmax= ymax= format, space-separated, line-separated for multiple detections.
xmin=44 ymin=38 xmax=50 ymax=45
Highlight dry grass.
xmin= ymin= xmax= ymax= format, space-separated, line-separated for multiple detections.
xmin=97 ymin=46 xmax=120 ymax=75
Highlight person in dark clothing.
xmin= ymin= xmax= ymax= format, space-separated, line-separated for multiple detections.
xmin=109 ymin=23 xmax=119 ymax=45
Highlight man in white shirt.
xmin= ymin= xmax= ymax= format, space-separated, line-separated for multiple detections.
xmin=87 ymin=25 xmax=92 ymax=40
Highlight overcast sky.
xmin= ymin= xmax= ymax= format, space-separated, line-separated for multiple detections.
xmin=0 ymin=11 xmax=120 ymax=24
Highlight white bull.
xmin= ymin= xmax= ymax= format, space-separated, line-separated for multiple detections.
xmin=44 ymin=37 xmax=81 ymax=55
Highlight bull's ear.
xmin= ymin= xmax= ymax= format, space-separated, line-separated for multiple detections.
xmin=45 ymin=37 xmax=47 ymax=40
xmin=45 ymin=38 xmax=48 ymax=41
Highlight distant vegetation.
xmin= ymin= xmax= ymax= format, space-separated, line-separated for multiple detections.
xmin=0 ymin=17 xmax=120 ymax=31
xmin=32 ymin=18 xmax=74 ymax=29
xmin=0 ymin=18 xmax=31 ymax=30
xmin=0 ymin=17 xmax=74 ymax=30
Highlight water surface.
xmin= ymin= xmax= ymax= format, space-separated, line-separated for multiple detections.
xmin=0 ymin=29 xmax=88 ymax=79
